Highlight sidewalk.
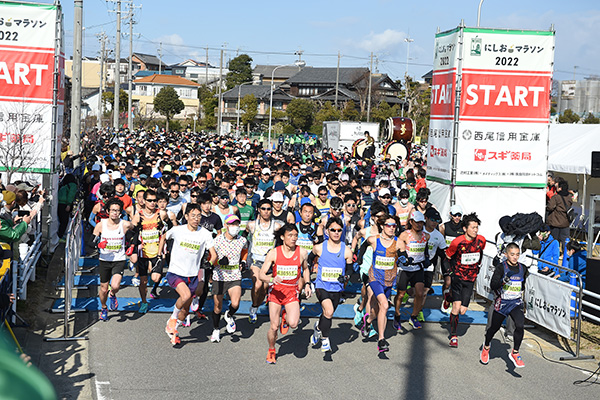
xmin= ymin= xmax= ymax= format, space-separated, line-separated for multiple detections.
xmin=13 ymin=244 xmax=94 ymax=400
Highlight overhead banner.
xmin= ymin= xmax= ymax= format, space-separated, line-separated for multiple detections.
xmin=525 ymin=272 xmax=572 ymax=339
xmin=0 ymin=1 xmax=64 ymax=174
xmin=427 ymin=27 xmax=555 ymax=188
xmin=427 ymin=28 xmax=459 ymax=183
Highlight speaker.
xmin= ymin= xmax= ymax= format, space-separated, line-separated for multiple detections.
xmin=592 ymin=151 xmax=600 ymax=178
xmin=583 ymin=257 xmax=600 ymax=319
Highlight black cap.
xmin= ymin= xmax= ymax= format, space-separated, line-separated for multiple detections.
xmin=217 ymin=188 xmax=229 ymax=198
xmin=424 ymin=208 xmax=442 ymax=223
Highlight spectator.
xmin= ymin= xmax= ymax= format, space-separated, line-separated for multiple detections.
xmin=0 ymin=190 xmax=30 ymax=244
xmin=58 ymin=174 xmax=78 ymax=239
xmin=546 ymin=178 xmax=571 ymax=256
xmin=532 ymin=226 xmax=560 ymax=276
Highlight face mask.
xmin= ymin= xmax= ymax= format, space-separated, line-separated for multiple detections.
xmin=228 ymin=226 xmax=240 ymax=236
xmin=400 ymin=198 xmax=409 ymax=206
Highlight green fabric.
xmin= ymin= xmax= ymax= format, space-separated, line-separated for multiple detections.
xmin=0 ymin=218 xmax=27 ymax=243
xmin=57 ymin=182 xmax=77 ymax=205
xmin=238 ymin=204 xmax=254 ymax=223
xmin=0 ymin=330 xmax=57 ymax=400
xmin=408 ymin=188 xmax=417 ymax=205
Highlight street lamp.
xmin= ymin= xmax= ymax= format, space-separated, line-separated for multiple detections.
xmin=268 ymin=60 xmax=306 ymax=150
xmin=477 ymin=0 xmax=484 ymax=27
xmin=236 ymin=80 xmax=255 ymax=139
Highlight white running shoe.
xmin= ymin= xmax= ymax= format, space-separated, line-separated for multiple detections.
xmin=210 ymin=329 xmax=221 ymax=343
xmin=224 ymin=312 xmax=236 ymax=334
xmin=131 ymin=277 xmax=140 ymax=287
xmin=248 ymin=306 xmax=258 ymax=323
xmin=191 ymin=296 xmax=199 ymax=312
xmin=310 ymin=321 xmax=321 ymax=346
xmin=321 ymin=337 xmax=331 ymax=352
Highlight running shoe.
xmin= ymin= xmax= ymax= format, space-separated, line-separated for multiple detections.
xmin=210 ymin=329 xmax=221 ymax=343
xmin=417 ymin=311 xmax=424 ymax=322
xmin=109 ymin=291 xmax=118 ymax=311
xmin=449 ymin=336 xmax=458 ymax=348
xmin=150 ymin=290 xmax=160 ymax=300
xmin=132 ymin=277 xmax=140 ymax=287
xmin=224 ymin=312 xmax=236 ymax=334
xmin=182 ymin=314 xmax=191 ymax=328
xmin=311 ymin=321 xmax=321 ymax=346
xmin=280 ymin=310 xmax=289 ymax=335
xmin=392 ymin=315 xmax=402 ymax=331
xmin=266 ymin=348 xmax=277 ymax=364
xmin=480 ymin=344 xmax=490 ymax=365
xmin=165 ymin=318 xmax=180 ymax=345
xmin=321 ymin=337 xmax=331 ymax=352
xmin=195 ymin=311 xmax=208 ymax=320
xmin=191 ymin=296 xmax=199 ymax=312
xmin=138 ymin=302 xmax=149 ymax=314
xmin=509 ymin=351 xmax=525 ymax=368
xmin=401 ymin=291 xmax=410 ymax=305
xmin=360 ymin=313 xmax=371 ymax=338
xmin=249 ymin=307 xmax=258 ymax=324
xmin=367 ymin=326 xmax=377 ymax=338
xmin=129 ymin=261 xmax=135 ymax=271
xmin=409 ymin=315 xmax=422 ymax=329
xmin=353 ymin=304 xmax=365 ymax=327
xmin=440 ymin=300 xmax=451 ymax=315
xmin=100 ymin=308 xmax=108 ymax=321
xmin=378 ymin=339 xmax=390 ymax=353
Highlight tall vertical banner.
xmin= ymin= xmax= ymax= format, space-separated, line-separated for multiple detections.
xmin=0 ymin=1 xmax=64 ymax=174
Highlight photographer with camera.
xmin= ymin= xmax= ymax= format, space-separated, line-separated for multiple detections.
xmin=0 ymin=190 xmax=43 ymax=247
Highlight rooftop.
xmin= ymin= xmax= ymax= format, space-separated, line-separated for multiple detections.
xmin=133 ymin=74 xmax=200 ymax=87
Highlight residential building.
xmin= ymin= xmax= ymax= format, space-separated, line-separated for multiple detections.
xmin=132 ymin=53 xmax=163 ymax=71
xmin=172 ymin=59 xmax=228 ymax=86
xmin=558 ymin=78 xmax=600 ymax=117
xmin=133 ymin=74 xmax=200 ymax=120
xmin=65 ymin=57 xmax=105 ymax=88
xmin=253 ymin=65 xmax=304 ymax=85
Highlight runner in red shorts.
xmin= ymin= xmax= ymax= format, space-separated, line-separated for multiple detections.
xmin=259 ymin=223 xmax=311 ymax=364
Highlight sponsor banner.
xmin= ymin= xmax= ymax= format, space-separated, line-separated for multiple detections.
xmin=426 ymin=119 xmax=453 ymax=182
xmin=525 ymin=272 xmax=572 ymax=338
xmin=455 ymin=121 xmax=547 ymax=186
xmin=475 ymin=254 xmax=496 ymax=301
xmin=0 ymin=2 xmax=62 ymax=173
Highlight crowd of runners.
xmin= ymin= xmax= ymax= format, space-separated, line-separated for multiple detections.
xmin=76 ymin=128 xmax=527 ymax=368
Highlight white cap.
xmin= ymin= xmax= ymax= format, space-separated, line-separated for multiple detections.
xmin=269 ymin=192 xmax=284 ymax=202
xmin=99 ymin=173 xmax=110 ymax=183
xmin=410 ymin=210 xmax=426 ymax=223
xmin=378 ymin=188 xmax=391 ymax=197
xmin=450 ymin=204 xmax=463 ymax=215
xmin=262 ymin=167 xmax=271 ymax=175
xmin=111 ymin=171 xmax=121 ymax=180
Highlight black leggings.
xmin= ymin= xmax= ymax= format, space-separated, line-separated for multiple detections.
xmin=485 ymin=307 xmax=525 ymax=351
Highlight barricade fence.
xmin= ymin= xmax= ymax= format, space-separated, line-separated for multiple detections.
xmin=46 ymin=201 xmax=87 ymax=342
xmin=14 ymin=210 xmax=43 ymax=301
xmin=475 ymin=251 xmax=594 ymax=361
xmin=0 ymin=253 xmax=13 ymax=328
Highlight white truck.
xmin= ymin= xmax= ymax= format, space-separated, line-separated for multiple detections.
xmin=322 ymin=121 xmax=381 ymax=152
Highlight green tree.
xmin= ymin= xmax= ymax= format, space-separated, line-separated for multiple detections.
xmin=286 ymin=98 xmax=315 ymax=131
xmin=582 ymin=112 xmax=600 ymax=124
xmin=559 ymin=109 xmax=580 ymax=123
xmin=153 ymin=87 xmax=185 ymax=131
xmin=102 ymin=89 xmax=128 ymax=114
xmin=371 ymin=101 xmax=403 ymax=124
xmin=226 ymin=54 xmax=253 ymax=90
xmin=240 ymin=94 xmax=258 ymax=132
xmin=198 ymin=85 xmax=217 ymax=129
xmin=341 ymin=100 xmax=360 ymax=121
xmin=312 ymin=101 xmax=341 ymax=133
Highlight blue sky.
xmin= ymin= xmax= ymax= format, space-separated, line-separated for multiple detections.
xmin=57 ymin=0 xmax=600 ymax=82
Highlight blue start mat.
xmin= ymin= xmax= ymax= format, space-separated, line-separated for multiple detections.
xmin=58 ymin=275 xmax=444 ymax=297
xmin=51 ymin=297 xmax=487 ymax=324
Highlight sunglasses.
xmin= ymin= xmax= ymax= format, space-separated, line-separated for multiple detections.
xmin=198 ymin=180 xmax=207 ymax=184
xmin=190 ymin=195 xmax=198 ymax=198
xmin=220 ymin=196 xmax=229 ymax=200
xmin=385 ymin=223 xmax=397 ymax=228
xmin=319 ymin=193 xmax=327 ymax=196
xmin=381 ymin=196 xmax=391 ymax=199
xmin=170 ymin=190 xmax=180 ymax=193
xmin=451 ymin=213 xmax=462 ymax=217
xmin=329 ymin=228 xmax=343 ymax=233
xmin=345 ymin=203 xmax=357 ymax=207
xmin=259 ymin=207 xmax=272 ymax=211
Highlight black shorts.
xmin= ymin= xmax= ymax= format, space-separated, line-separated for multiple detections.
xmin=315 ymin=288 xmax=342 ymax=310
xmin=451 ymin=275 xmax=475 ymax=307
xmin=212 ymin=280 xmax=241 ymax=296
xmin=396 ymin=269 xmax=424 ymax=291
xmin=424 ymin=271 xmax=434 ymax=289
xmin=137 ymin=257 xmax=161 ymax=277
xmin=441 ymin=261 xmax=452 ymax=276
xmin=99 ymin=260 xmax=126 ymax=283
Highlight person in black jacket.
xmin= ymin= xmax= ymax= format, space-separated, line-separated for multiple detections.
xmin=480 ymin=243 xmax=527 ymax=368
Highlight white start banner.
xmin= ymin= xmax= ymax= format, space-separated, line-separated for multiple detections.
xmin=0 ymin=2 xmax=64 ymax=174
xmin=525 ymin=272 xmax=573 ymax=339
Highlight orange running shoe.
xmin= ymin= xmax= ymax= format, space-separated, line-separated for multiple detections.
xmin=280 ymin=310 xmax=289 ymax=335
xmin=165 ymin=318 xmax=180 ymax=345
xmin=266 ymin=348 xmax=277 ymax=364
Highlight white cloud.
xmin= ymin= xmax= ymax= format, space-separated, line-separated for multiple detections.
xmin=357 ymin=29 xmax=407 ymax=52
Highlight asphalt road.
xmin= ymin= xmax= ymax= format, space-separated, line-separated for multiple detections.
xmin=86 ymin=280 xmax=600 ymax=400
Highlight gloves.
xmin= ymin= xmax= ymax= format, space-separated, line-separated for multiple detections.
xmin=218 ymin=256 xmax=230 ymax=266
xmin=337 ymin=274 xmax=350 ymax=285
xmin=240 ymin=260 xmax=247 ymax=271
xmin=125 ymin=244 xmax=135 ymax=256
xmin=352 ymin=254 xmax=358 ymax=263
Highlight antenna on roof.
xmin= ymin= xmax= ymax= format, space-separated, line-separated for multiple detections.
xmin=295 ymin=49 xmax=304 ymax=62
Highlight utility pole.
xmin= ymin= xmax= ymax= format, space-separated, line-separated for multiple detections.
xmin=403 ymin=36 xmax=414 ymax=117
xmin=334 ymin=51 xmax=340 ymax=110
xmin=113 ymin=0 xmax=121 ymax=130
xmin=97 ymin=31 xmax=107 ymax=129
xmin=366 ymin=52 xmax=373 ymax=122
xmin=217 ymin=47 xmax=224 ymax=135
xmin=126 ymin=2 xmax=141 ymax=132
xmin=70 ymin=0 xmax=83 ymax=166
xmin=158 ymin=42 xmax=162 ymax=74
xmin=205 ymin=46 xmax=209 ymax=85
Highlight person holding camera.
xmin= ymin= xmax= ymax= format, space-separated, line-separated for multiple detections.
xmin=0 ymin=191 xmax=37 ymax=246
xmin=309 ymin=217 xmax=353 ymax=353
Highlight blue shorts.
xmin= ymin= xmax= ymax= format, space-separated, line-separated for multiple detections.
xmin=369 ymin=280 xmax=392 ymax=299
xmin=166 ymin=271 xmax=203 ymax=293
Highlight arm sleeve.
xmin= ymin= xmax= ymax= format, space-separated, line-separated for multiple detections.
xmin=489 ymin=264 xmax=505 ymax=291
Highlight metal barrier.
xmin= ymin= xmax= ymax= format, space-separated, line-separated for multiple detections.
xmin=0 ymin=252 xmax=13 ymax=328
xmin=14 ymin=213 xmax=43 ymax=301
xmin=45 ymin=202 xmax=87 ymax=342
xmin=526 ymin=254 xmax=594 ymax=361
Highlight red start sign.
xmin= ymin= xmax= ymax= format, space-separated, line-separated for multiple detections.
xmin=0 ymin=49 xmax=54 ymax=100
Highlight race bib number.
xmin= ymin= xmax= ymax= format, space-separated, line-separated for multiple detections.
xmin=461 ymin=252 xmax=480 ymax=265
xmin=179 ymin=240 xmax=201 ymax=254
xmin=321 ymin=267 xmax=342 ymax=282
xmin=296 ymin=239 xmax=313 ymax=251
xmin=502 ymin=279 xmax=522 ymax=299
xmin=219 ymin=264 xmax=238 ymax=271
xmin=408 ymin=241 xmax=426 ymax=258
xmin=105 ymin=236 xmax=123 ymax=252
xmin=375 ymin=256 xmax=395 ymax=270
xmin=141 ymin=230 xmax=159 ymax=243
xmin=277 ymin=264 xmax=298 ymax=280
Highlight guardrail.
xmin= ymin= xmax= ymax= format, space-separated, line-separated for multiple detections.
xmin=45 ymin=201 xmax=87 ymax=342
